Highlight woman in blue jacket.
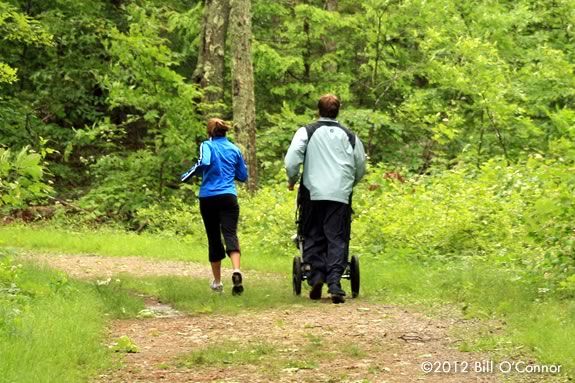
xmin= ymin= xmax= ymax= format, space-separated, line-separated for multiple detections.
xmin=181 ymin=118 xmax=248 ymax=295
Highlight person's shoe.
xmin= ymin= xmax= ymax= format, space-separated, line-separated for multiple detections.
xmin=328 ymin=284 xmax=346 ymax=304
xmin=309 ymin=280 xmax=323 ymax=300
xmin=210 ymin=280 xmax=223 ymax=293
xmin=232 ymin=271 xmax=244 ymax=296
xmin=331 ymin=294 xmax=345 ymax=304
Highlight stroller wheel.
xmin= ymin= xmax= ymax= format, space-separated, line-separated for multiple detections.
xmin=292 ymin=256 xmax=303 ymax=296
xmin=350 ymin=255 xmax=360 ymax=298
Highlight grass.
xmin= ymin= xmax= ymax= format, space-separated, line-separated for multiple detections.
xmin=0 ymin=223 xmax=204 ymax=261
xmin=179 ymin=341 xmax=277 ymax=367
xmin=178 ymin=339 xmax=334 ymax=378
xmin=0 ymin=250 xmax=146 ymax=383
xmin=0 ymin=223 xmax=287 ymax=273
xmin=1 ymin=224 xmax=574 ymax=377
xmin=119 ymin=274 xmax=313 ymax=315
xmin=177 ymin=340 xmax=323 ymax=381
xmin=0 ymin=257 xmax=105 ymax=382
xmin=0 ymin=294 xmax=108 ymax=383
xmin=362 ymin=257 xmax=575 ymax=374
xmin=343 ymin=344 xmax=367 ymax=358
xmin=93 ymin=277 xmax=146 ymax=318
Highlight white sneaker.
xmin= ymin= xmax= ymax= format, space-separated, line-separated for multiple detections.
xmin=210 ymin=280 xmax=223 ymax=293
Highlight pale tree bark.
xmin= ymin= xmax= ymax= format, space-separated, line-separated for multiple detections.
xmin=229 ymin=0 xmax=257 ymax=192
xmin=193 ymin=0 xmax=230 ymax=115
xmin=324 ymin=0 xmax=337 ymax=11
xmin=322 ymin=0 xmax=338 ymax=73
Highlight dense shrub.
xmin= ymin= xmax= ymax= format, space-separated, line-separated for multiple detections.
xmin=135 ymin=196 xmax=202 ymax=237
xmin=353 ymin=156 xmax=575 ymax=285
xmin=78 ymin=150 xmax=196 ymax=223
xmin=0 ymin=146 xmax=53 ymax=211
xmin=240 ymin=184 xmax=296 ymax=253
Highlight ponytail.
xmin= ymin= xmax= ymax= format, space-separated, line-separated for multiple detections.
xmin=207 ymin=118 xmax=230 ymax=137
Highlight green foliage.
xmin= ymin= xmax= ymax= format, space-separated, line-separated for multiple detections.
xmin=0 ymin=1 xmax=53 ymax=84
xmin=253 ymin=0 xmax=575 ymax=171
xmin=135 ymin=196 xmax=203 ymax=237
xmin=1 ymin=0 xmax=574 ymax=214
xmin=78 ymin=149 xmax=195 ymax=224
xmin=1 ymin=0 xmax=575 ymax=374
xmin=0 ymin=145 xmax=53 ymax=209
xmin=110 ymin=335 xmax=139 ymax=353
xmin=1 ymin=0 xmax=205 ymax=198
xmin=257 ymin=104 xmax=313 ymax=181
xmin=240 ymin=183 xmax=296 ymax=254
xmin=66 ymin=2 xmax=205 ymax=221
xmin=354 ymin=156 xmax=575 ymax=285
xmin=102 ymin=3 xmax=201 ymax=131
xmin=78 ymin=150 xmax=164 ymax=222
xmin=0 ymin=62 xmax=17 ymax=84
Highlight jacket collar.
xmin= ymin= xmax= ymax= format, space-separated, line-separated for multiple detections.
xmin=318 ymin=117 xmax=339 ymax=123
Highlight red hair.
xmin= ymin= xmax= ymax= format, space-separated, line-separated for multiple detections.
xmin=207 ymin=118 xmax=230 ymax=137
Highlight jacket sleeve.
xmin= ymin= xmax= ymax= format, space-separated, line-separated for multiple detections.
xmin=284 ymin=127 xmax=308 ymax=186
xmin=235 ymin=150 xmax=248 ymax=182
xmin=353 ymin=136 xmax=366 ymax=185
xmin=180 ymin=141 xmax=211 ymax=182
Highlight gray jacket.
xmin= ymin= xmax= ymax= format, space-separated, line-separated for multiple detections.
xmin=284 ymin=117 xmax=366 ymax=204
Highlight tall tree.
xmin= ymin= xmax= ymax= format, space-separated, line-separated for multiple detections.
xmin=324 ymin=0 xmax=337 ymax=12
xmin=323 ymin=0 xmax=338 ymax=73
xmin=192 ymin=0 xmax=230 ymax=114
xmin=230 ymin=0 xmax=257 ymax=192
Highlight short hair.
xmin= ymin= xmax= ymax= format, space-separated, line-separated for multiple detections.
xmin=318 ymin=94 xmax=340 ymax=119
xmin=207 ymin=118 xmax=230 ymax=137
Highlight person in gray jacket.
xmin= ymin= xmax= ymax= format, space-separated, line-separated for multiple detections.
xmin=285 ymin=94 xmax=366 ymax=303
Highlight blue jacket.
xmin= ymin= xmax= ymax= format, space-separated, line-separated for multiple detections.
xmin=181 ymin=137 xmax=248 ymax=197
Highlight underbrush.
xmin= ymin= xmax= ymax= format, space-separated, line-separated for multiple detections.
xmin=353 ymin=156 xmax=575 ymax=289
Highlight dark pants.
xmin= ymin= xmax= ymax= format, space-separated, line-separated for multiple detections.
xmin=301 ymin=200 xmax=352 ymax=292
xmin=199 ymin=194 xmax=240 ymax=262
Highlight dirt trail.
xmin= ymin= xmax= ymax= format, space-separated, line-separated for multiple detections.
xmin=22 ymin=253 xmax=214 ymax=280
xmin=23 ymin=253 xmax=524 ymax=382
xmin=97 ymin=302 xmax=503 ymax=383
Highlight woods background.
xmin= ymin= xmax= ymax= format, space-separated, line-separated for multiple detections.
xmin=1 ymin=0 xmax=575 ymax=375
xmin=2 ymin=0 xmax=575 ymax=286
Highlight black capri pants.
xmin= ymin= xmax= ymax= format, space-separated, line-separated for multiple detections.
xmin=199 ymin=194 xmax=241 ymax=262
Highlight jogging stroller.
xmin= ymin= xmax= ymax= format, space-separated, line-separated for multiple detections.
xmin=291 ymin=183 xmax=360 ymax=298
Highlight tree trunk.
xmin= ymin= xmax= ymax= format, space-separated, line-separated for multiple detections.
xmin=303 ymin=17 xmax=311 ymax=81
xmin=229 ymin=0 xmax=257 ymax=192
xmin=193 ymin=0 xmax=230 ymax=115
xmin=322 ymin=0 xmax=338 ymax=73
xmin=324 ymin=0 xmax=337 ymax=11
xmin=368 ymin=10 xmax=384 ymax=157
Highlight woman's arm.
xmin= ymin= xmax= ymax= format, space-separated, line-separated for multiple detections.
xmin=235 ymin=150 xmax=248 ymax=182
xmin=181 ymin=142 xmax=212 ymax=182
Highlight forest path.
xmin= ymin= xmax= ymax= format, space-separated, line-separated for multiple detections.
xmin=26 ymin=253 xmax=508 ymax=383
